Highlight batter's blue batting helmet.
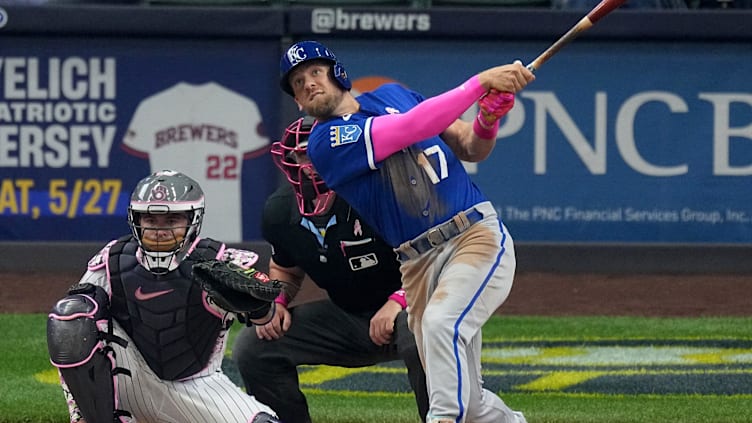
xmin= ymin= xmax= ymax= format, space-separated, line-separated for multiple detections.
xmin=280 ymin=40 xmax=351 ymax=96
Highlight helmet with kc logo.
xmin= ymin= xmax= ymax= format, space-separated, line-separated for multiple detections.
xmin=279 ymin=40 xmax=351 ymax=96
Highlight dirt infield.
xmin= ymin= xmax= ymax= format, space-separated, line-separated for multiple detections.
xmin=2 ymin=270 xmax=750 ymax=316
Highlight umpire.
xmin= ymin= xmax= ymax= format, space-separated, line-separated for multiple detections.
xmin=232 ymin=116 xmax=428 ymax=423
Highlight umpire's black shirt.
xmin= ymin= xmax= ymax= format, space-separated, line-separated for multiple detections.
xmin=262 ymin=184 xmax=403 ymax=314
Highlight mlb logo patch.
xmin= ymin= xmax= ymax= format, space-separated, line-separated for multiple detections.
xmin=349 ymin=253 xmax=378 ymax=271
xmin=329 ymin=125 xmax=362 ymax=147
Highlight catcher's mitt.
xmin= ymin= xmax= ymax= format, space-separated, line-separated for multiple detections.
xmin=192 ymin=259 xmax=283 ymax=319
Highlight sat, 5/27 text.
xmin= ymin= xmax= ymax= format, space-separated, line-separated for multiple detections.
xmin=0 ymin=178 xmax=122 ymax=219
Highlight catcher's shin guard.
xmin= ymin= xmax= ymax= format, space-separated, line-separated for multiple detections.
xmin=47 ymin=283 xmax=131 ymax=423
xmin=251 ymin=412 xmax=282 ymax=423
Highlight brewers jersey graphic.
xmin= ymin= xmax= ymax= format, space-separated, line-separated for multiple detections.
xmin=122 ymin=82 xmax=269 ymax=241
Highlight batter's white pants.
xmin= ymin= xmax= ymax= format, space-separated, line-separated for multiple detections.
xmin=400 ymin=207 xmax=525 ymax=423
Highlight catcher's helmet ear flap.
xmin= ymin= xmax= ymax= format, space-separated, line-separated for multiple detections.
xmin=270 ymin=116 xmax=336 ymax=217
xmin=127 ymin=170 xmax=205 ymax=274
xmin=280 ymin=40 xmax=351 ymax=97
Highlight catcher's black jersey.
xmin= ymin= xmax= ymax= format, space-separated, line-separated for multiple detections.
xmin=262 ymin=184 xmax=402 ymax=313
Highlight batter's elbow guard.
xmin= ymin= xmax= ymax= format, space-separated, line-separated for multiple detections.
xmin=47 ymin=283 xmax=131 ymax=423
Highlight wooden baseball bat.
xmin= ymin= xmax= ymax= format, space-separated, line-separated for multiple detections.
xmin=526 ymin=0 xmax=627 ymax=72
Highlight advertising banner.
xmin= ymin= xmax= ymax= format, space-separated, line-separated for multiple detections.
xmin=323 ymin=39 xmax=752 ymax=244
xmin=0 ymin=37 xmax=281 ymax=242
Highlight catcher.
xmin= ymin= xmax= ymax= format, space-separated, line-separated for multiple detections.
xmin=46 ymin=170 xmax=283 ymax=423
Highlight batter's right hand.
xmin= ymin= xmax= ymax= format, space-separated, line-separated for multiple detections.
xmin=256 ymin=303 xmax=292 ymax=340
xmin=477 ymin=61 xmax=535 ymax=93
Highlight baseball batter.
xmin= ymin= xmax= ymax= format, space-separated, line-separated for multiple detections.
xmin=46 ymin=170 xmax=280 ymax=423
xmin=232 ymin=116 xmax=429 ymax=423
xmin=278 ymin=41 xmax=535 ymax=423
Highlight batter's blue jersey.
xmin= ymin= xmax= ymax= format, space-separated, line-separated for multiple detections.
xmin=308 ymin=83 xmax=489 ymax=247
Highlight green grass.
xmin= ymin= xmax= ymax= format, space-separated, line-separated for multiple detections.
xmin=480 ymin=315 xmax=752 ymax=341
xmin=303 ymin=393 xmax=752 ymax=423
xmin=1 ymin=314 xmax=67 ymax=423
xmin=3 ymin=313 xmax=752 ymax=423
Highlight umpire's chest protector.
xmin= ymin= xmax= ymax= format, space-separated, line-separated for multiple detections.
xmin=107 ymin=236 xmax=224 ymax=381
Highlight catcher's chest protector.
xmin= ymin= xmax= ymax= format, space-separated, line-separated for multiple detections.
xmin=108 ymin=236 xmax=225 ymax=381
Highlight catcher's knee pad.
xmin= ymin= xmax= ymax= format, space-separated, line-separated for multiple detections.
xmin=47 ymin=283 xmax=131 ymax=423
xmin=250 ymin=412 xmax=282 ymax=423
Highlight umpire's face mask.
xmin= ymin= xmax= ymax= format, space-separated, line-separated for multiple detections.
xmin=272 ymin=136 xmax=336 ymax=217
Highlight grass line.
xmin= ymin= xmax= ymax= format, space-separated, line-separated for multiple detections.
xmin=3 ymin=314 xmax=752 ymax=423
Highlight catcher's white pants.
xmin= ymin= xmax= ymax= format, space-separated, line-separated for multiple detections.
xmin=110 ymin=323 xmax=275 ymax=423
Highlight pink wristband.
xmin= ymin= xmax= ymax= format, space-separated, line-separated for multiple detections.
xmin=473 ymin=113 xmax=500 ymax=140
xmin=274 ymin=292 xmax=289 ymax=308
xmin=388 ymin=289 xmax=407 ymax=310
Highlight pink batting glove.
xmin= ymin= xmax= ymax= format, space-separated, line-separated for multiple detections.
xmin=478 ymin=90 xmax=515 ymax=126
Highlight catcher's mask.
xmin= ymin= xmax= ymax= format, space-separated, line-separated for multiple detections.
xmin=127 ymin=170 xmax=205 ymax=274
xmin=271 ymin=116 xmax=336 ymax=217
xmin=279 ymin=40 xmax=351 ymax=97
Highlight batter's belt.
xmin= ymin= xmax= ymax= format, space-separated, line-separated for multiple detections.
xmin=395 ymin=202 xmax=493 ymax=261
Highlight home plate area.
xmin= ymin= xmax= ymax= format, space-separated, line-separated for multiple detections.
xmin=223 ymin=339 xmax=752 ymax=396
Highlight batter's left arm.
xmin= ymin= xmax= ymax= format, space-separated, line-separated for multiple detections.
xmin=441 ymin=119 xmax=496 ymax=163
